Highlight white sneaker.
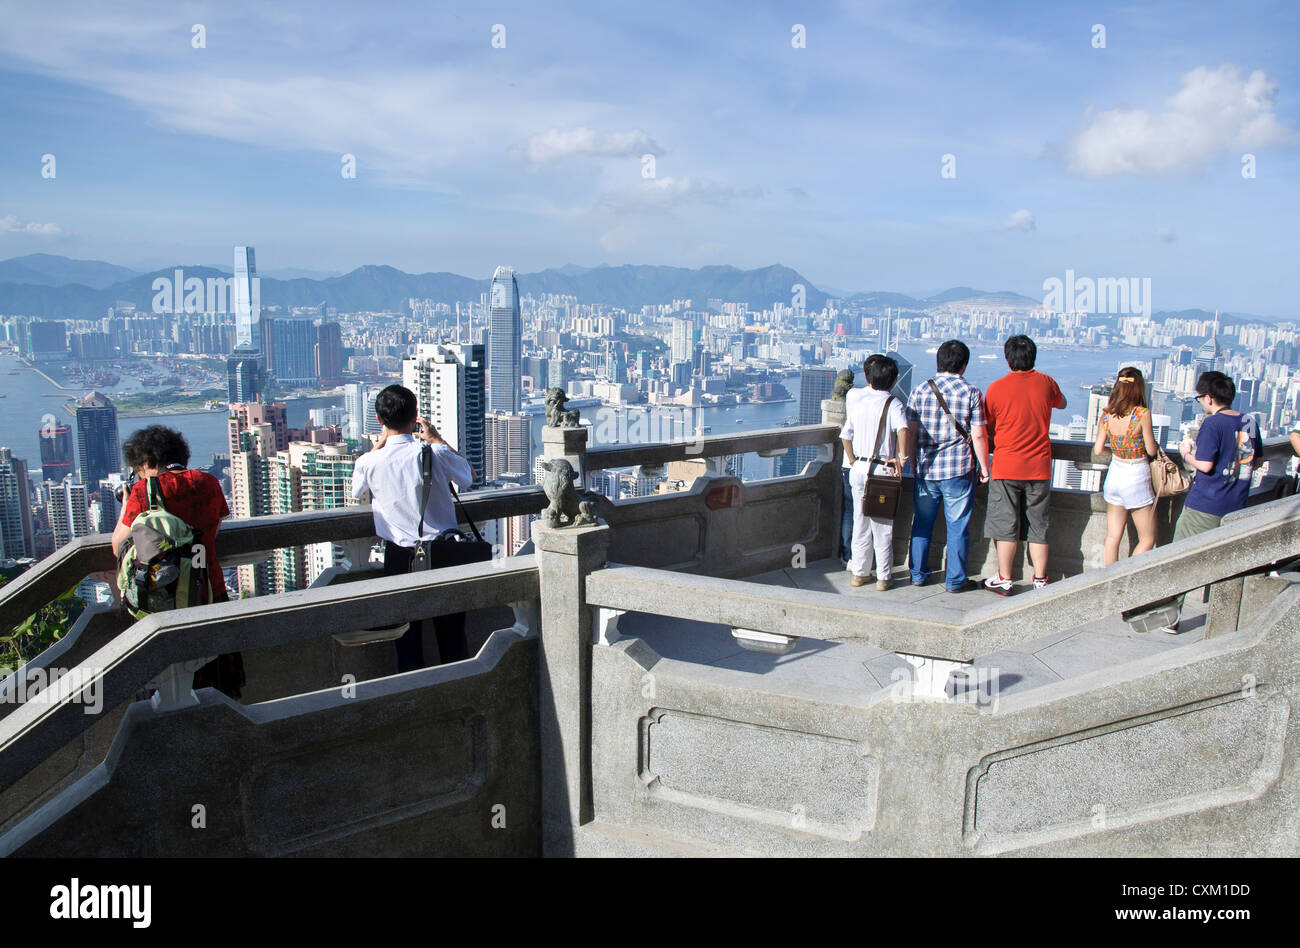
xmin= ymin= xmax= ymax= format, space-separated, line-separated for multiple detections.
xmin=983 ymin=574 xmax=1013 ymax=596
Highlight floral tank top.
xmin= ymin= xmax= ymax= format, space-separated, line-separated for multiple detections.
xmin=1103 ymin=407 xmax=1147 ymax=460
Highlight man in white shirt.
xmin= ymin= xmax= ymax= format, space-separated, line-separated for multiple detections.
xmin=351 ymin=384 xmax=474 ymax=670
xmin=841 ymin=355 xmax=911 ymax=590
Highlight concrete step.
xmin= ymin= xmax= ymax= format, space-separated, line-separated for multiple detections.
xmin=573 ymin=819 xmax=745 ymax=858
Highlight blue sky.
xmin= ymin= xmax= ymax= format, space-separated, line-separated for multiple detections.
xmin=0 ymin=0 xmax=1297 ymax=313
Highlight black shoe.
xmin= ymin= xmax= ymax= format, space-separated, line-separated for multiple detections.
xmin=946 ymin=579 xmax=979 ymax=594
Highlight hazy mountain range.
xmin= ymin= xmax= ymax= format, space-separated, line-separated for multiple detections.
xmin=0 ymin=254 xmax=1276 ymax=324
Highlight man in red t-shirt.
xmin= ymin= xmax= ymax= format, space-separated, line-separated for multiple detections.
xmin=113 ymin=429 xmax=230 ymax=601
xmin=982 ymin=335 xmax=1066 ymax=595
xmin=111 ymin=425 xmax=242 ymax=699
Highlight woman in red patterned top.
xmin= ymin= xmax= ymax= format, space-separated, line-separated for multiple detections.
xmin=111 ymin=425 xmax=243 ymax=698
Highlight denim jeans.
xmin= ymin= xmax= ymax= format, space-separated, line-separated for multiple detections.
xmin=840 ymin=466 xmax=853 ymax=562
xmin=909 ymin=472 xmax=975 ymax=589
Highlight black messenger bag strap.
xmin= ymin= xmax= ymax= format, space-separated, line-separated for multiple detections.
xmin=928 ymin=379 xmax=972 ymax=448
xmin=418 ymin=442 xmax=433 ymax=542
xmin=447 ymin=481 xmax=485 ymax=543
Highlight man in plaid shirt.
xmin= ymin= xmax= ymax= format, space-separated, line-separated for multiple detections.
xmin=905 ymin=340 xmax=991 ymax=592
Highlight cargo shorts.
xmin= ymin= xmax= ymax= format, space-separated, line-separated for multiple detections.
xmin=985 ymin=478 xmax=1051 ymax=544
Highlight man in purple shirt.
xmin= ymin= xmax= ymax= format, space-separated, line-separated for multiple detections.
xmin=1166 ymin=371 xmax=1264 ymax=632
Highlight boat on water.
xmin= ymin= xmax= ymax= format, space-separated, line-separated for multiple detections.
xmin=978 ymin=354 xmax=997 ymax=360
xmin=925 ymin=347 xmax=938 ymax=354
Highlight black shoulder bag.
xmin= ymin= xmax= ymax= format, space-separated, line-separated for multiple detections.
xmin=410 ymin=442 xmax=494 ymax=573
xmin=862 ymin=395 xmax=902 ymax=519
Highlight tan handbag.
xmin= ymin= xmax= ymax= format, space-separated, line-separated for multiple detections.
xmin=1150 ymin=452 xmax=1190 ymax=499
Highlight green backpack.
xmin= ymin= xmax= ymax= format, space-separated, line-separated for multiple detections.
xmin=116 ymin=477 xmax=207 ymax=620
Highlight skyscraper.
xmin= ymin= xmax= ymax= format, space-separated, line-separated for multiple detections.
xmin=0 ymin=447 xmax=36 ymax=559
xmin=75 ymin=392 xmax=120 ymax=487
xmin=670 ymin=316 xmax=694 ymax=364
xmin=1235 ymin=377 xmax=1260 ymax=413
xmin=344 ymin=382 xmax=368 ymax=441
xmin=402 ymin=343 xmax=486 ymax=485
xmin=227 ymin=401 xmax=289 ymax=596
xmin=228 ymin=245 xmax=266 ymax=402
xmin=363 ymin=389 xmax=382 ymax=440
xmin=315 ymin=321 xmax=344 ymax=387
xmin=228 ymin=402 xmax=288 ymax=519
xmin=1194 ymin=313 xmax=1221 ymax=384
xmin=38 ymin=422 xmax=74 ymax=482
xmin=487 ymin=266 xmax=522 ymax=413
xmin=294 ymin=442 xmax=362 ymax=586
xmin=793 ymin=367 xmax=836 ymax=471
xmin=233 ymin=246 xmax=261 ymax=352
xmin=47 ymin=477 xmax=90 ymax=548
xmin=22 ymin=320 xmax=68 ymax=362
xmin=484 ymin=411 xmax=532 ymax=481
xmin=226 ymin=353 xmax=265 ymax=403
xmin=889 ymin=350 xmax=914 ymax=405
xmin=269 ymin=314 xmax=318 ymax=387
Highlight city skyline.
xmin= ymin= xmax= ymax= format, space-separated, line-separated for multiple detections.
xmin=0 ymin=2 xmax=1297 ymax=314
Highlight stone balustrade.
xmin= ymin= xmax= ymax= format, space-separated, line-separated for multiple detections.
xmin=0 ymin=417 xmax=1296 ymax=857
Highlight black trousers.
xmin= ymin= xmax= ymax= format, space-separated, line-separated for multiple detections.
xmin=382 ymin=542 xmax=470 ymax=672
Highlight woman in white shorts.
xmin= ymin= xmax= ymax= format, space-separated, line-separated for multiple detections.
xmin=1092 ymin=369 xmax=1159 ymax=565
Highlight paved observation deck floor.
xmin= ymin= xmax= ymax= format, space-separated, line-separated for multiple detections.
xmin=616 ymin=557 xmax=1211 ymax=703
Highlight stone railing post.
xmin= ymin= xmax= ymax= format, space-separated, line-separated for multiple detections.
xmin=534 ymin=519 xmax=610 ymax=856
xmin=822 ymin=397 xmax=845 ymax=465
xmin=542 ymin=424 xmax=588 ymax=487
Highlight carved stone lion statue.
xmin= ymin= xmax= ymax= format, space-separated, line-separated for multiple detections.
xmin=540 ymin=458 xmax=598 ymax=527
xmin=832 ymin=368 xmax=854 ymax=402
xmin=544 ymin=388 xmax=581 ymax=428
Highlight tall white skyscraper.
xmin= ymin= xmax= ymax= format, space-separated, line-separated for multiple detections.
xmin=363 ymin=389 xmax=382 ymax=440
xmin=233 ymin=246 xmax=261 ymax=352
xmin=228 ymin=245 xmax=266 ymax=402
xmin=344 ymin=383 xmax=368 ymax=441
xmin=48 ymin=477 xmax=90 ymax=549
xmin=488 ymin=266 xmax=521 ymax=412
xmin=670 ymin=316 xmax=694 ymax=364
xmin=402 ymin=343 xmax=486 ymax=484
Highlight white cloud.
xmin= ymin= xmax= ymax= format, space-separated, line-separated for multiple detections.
xmin=599 ymin=177 xmax=763 ymax=214
xmin=1001 ymin=209 xmax=1036 ymax=231
xmin=525 ymin=127 xmax=663 ymax=164
xmin=0 ymin=7 xmax=622 ymax=189
xmin=0 ymin=215 xmax=65 ymax=237
xmin=1065 ymin=66 xmax=1293 ymax=177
